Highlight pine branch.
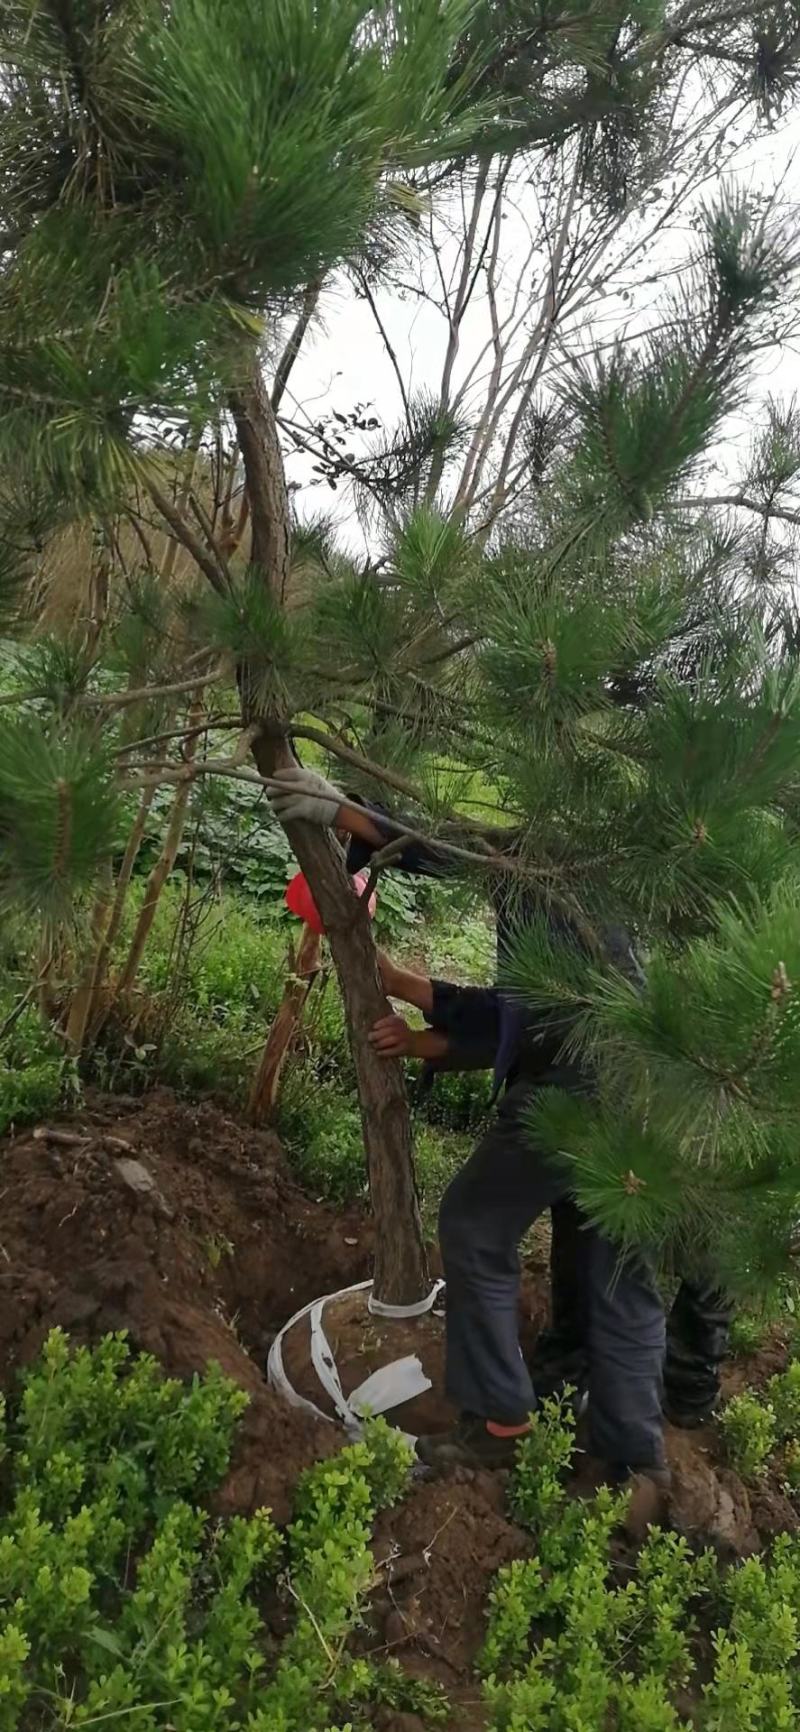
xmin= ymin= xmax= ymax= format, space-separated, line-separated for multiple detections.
xmin=272 ymin=281 xmax=322 ymax=414
xmin=288 ymin=724 xmax=425 ymax=803
xmin=122 ymin=754 xmax=563 ymax=888
xmin=82 ymin=666 xmax=226 ymax=711
xmin=145 ymin=476 xmax=231 ymax=597
xmin=675 ymin=492 xmax=800 ymax=526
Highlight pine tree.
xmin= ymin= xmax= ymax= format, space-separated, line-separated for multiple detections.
xmin=2 ymin=0 xmax=800 ymax=1304
xmin=293 ymin=196 xmax=800 ymax=1300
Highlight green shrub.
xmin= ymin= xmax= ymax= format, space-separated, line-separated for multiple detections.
xmin=0 ymin=1001 xmax=64 ymax=1135
xmin=277 ymin=1069 xmax=368 ymax=1203
xmin=729 ymin=1312 xmax=769 ymax=1356
xmin=508 ymin=1390 xmax=579 ymax=1536
xmin=0 ymin=1055 xmax=63 ymax=1136
xmin=414 ymin=1060 xmax=492 ymax=1131
xmin=766 ymin=1361 xmax=800 ymax=1443
xmin=414 ymin=1123 xmax=470 ymax=1231
xmin=782 ymin=1439 xmax=800 ymax=1490
xmin=131 ymin=881 xmax=287 ymax=1013
xmin=480 ymin=1392 xmax=800 ymax=1732
xmin=0 ymin=1332 xmax=420 ymax=1732
xmin=137 ymin=778 xmax=296 ymax=905
xmin=719 ymin=1391 xmax=777 ymax=1480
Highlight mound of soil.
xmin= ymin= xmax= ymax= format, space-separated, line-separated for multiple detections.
xmin=0 ymin=1087 xmax=374 ymax=1521
xmin=369 ymin=1469 xmax=530 ymax=1677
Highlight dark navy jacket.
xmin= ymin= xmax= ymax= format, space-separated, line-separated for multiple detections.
xmin=347 ymin=801 xmax=643 ymax=1099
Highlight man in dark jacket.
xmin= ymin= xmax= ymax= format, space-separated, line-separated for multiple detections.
xmin=368 ymin=943 xmax=668 ymax=1481
xmin=267 ymin=764 xmax=731 ymax=1439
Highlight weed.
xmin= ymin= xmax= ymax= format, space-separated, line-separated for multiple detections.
xmin=766 ymin=1360 xmax=800 ymax=1442
xmin=204 ymin=1233 xmax=234 ymax=1270
xmin=0 ymin=1000 xmax=64 ymax=1136
xmin=729 ymin=1312 xmax=768 ymax=1355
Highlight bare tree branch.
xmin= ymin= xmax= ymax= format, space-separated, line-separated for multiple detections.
xmin=272 ymin=280 xmax=322 ymax=414
xmin=145 ymin=474 xmax=230 ymax=596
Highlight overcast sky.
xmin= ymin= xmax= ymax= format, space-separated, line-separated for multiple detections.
xmin=281 ymin=105 xmax=800 ymax=553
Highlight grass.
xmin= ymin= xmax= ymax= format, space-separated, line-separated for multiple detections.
xmin=0 ymin=872 xmax=492 ymax=1227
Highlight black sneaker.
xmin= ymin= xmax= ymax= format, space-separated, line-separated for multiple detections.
xmin=416 ymin=1414 xmax=529 ymax=1473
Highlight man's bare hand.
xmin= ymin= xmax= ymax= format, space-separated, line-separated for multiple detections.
xmin=369 ymin=1014 xmax=416 ymax=1057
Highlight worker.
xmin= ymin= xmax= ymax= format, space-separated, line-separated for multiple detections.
xmin=266 ymin=761 xmax=732 ymax=1432
xmin=367 ymin=942 xmax=669 ymax=1486
xmin=266 ymin=766 xmax=680 ymax=1494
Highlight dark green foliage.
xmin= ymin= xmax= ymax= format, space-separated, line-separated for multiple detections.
xmin=522 ymin=888 xmax=800 ymax=1293
xmin=0 ymin=715 xmax=122 ymax=923
xmin=305 ymin=195 xmax=800 ymax=1296
xmin=137 ymin=779 xmax=296 ymax=903
xmin=0 ymin=0 xmax=499 ymax=541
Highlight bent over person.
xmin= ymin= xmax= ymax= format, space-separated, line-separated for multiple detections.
xmin=267 ymin=764 xmax=672 ymax=1492
xmin=368 ymin=947 xmax=668 ymax=1486
xmin=266 ymin=761 xmax=733 ymax=1434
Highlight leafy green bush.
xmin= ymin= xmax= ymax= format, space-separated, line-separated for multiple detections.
xmin=0 ymin=1001 xmax=64 ymax=1135
xmin=508 ymin=1389 xmax=580 ymax=1538
xmin=0 ymin=1330 xmax=424 ymax=1732
xmin=413 ymin=1060 xmax=492 ymax=1131
xmin=276 ymin=1072 xmax=469 ymax=1226
xmin=729 ymin=1312 xmax=769 ymax=1356
xmin=481 ymin=1389 xmax=800 ymax=1732
xmin=137 ymin=779 xmax=296 ymax=905
xmin=766 ymin=1361 xmax=800 ymax=1443
xmin=130 ymin=880 xmax=287 ymax=1012
xmin=719 ymin=1391 xmax=777 ymax=1481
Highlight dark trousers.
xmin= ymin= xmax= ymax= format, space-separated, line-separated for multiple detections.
xmin=438 ymin=1083 xmax=666 ymax=1469
xmin=532 ymin=1199 xmax=733 ymax=1421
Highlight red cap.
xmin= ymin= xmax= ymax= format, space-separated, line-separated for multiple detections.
xmin=284 ymin=869 xmax=377 ymax=935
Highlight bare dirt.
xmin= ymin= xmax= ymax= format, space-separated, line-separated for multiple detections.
xmin=0 ymin=1085 xmax=797 ymax=1706
xmin=0 ymin=1086 xmax=373 ymax=1522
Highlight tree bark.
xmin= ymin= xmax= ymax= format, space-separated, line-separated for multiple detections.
xmin=229 ymin=367 xmax=291 ymax=599
xmin=255 ymin=732 xmax=430 ymax=1304
xmin=231 ymin=360 xmax=430 ymax=1305
xmin=248 ymin=925 xmax=321 ymax=1123
xmin=64 ymin=861 xmax=114 ymax=1054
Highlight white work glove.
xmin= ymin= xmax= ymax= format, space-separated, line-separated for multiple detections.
xmin=264 ymin=765 xmax=345 ymax=827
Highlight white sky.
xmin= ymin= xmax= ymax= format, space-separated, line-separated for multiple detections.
xmin=281 ymin=103 xmax=800 ymax=553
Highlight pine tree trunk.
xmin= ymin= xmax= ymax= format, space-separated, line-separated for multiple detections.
xmin=232 ymin=362 xmax=429 ymax=1305
xmin=75 ymin=445 xmax=200 ymax=1053
xmin=248 ymin=925 xmax=321 ymax=1123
